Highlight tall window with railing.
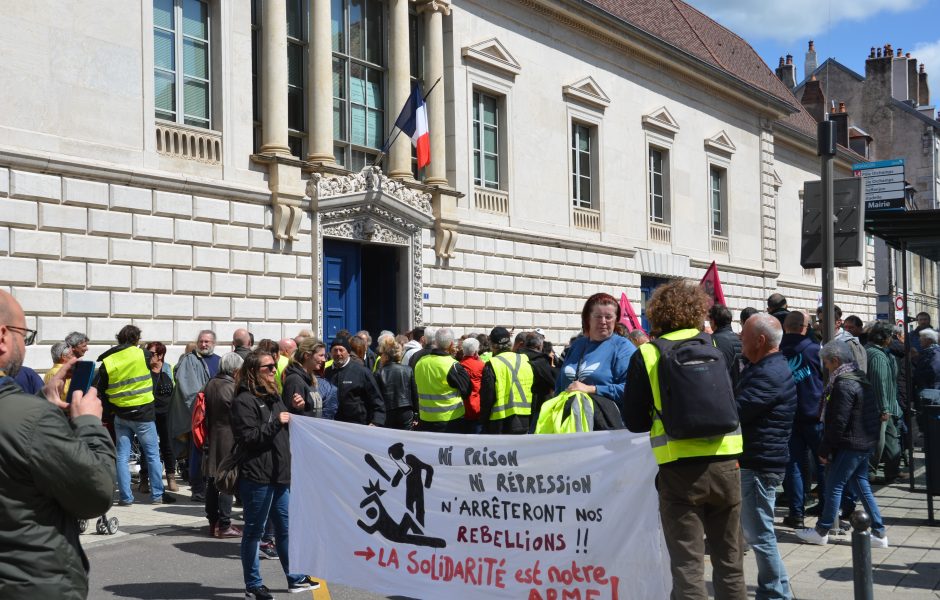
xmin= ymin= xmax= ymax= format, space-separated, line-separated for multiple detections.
xmin=571 ymin=123 xmax=593 ymax=208
xmin=649 ymin=148 xmax=666 ymax=223
xmin=472 ymin=91 xmax=500 ymax=189
xmin=710 ymin=167 xmax=724 ymax=236
xmin=332 ymin=0 xmax=386 ymax=171
xmin=153 ymin=0 xmax=211 ymax=129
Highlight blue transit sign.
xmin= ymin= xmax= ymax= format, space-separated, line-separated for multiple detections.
xmin=852 ymin=159 xmax=905 ymax=212
xmin=852 ymin=159 xmax=904 ymax=170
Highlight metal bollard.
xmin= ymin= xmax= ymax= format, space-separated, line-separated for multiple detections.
xmin=850 ymin=509 xmax=874 ymax=600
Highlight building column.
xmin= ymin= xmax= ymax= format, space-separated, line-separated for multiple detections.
xmin=307 ymin=0 xmax=335 ymax=164
xmin=419 ymin=0 xmax=450 ymax=186
xmin=387 ymin=0 xmax=412 ymax=179
xmin=260 ymin=0 xmax=291 ymax=155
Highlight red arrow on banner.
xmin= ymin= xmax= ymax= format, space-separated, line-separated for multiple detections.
xmin=354 ymin=547 xmax=376 ymax=561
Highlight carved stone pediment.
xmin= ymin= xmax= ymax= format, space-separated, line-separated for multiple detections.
xmin=563 ymin=76 xmax=610 ymax=110
xmin=308 ymin=166 xmax=433 ymax=219
xmin=641 ymin=106 xmax=680 ymax=135
xmin=705 ymin=130 xmax=737 ymax=155
xmin=461 ymin=38 xmax=521 ymax=78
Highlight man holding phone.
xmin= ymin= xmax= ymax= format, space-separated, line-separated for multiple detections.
xmin=0 ymin=290 xmax=116 ymax=599
xmin=95 ymin=325 xmax=176 ymax=506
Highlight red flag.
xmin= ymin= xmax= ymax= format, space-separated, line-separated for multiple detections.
xmin=699 ymin=261 xmax=726 ymax=307
xmin=619 ymin=293 xmax=642 ymax=332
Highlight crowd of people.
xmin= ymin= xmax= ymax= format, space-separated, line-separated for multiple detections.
xmin=2 ymin=281 xmax=939 ymax=599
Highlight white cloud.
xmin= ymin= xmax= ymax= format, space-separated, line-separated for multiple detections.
xmin=911 ymin=39 xmax=940 ymax=74
xmin=685 ymin=0 xmax=925 ymax=43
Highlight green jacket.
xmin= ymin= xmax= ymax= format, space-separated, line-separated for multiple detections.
xmin=0 ymin=377 xmax=116 ymax=599
xmin=865 ymin=344 xmax=901 ymax=418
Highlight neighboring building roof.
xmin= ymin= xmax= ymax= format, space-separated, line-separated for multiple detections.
xmin=891 ymin=98 xmax=940 ymax=130
xmin=579 ymin=0 xmax=824 ymax=139
xmin=582 ymin=0 xmax=799 ymax=109
xmin=794 ymin=58 xmax=864 ymax=94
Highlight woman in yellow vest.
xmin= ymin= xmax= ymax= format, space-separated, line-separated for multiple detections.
xmin=621 ymin=280 xmax=745 ymax=599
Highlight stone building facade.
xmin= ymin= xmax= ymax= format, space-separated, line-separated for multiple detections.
xmin=792 ymin=42 xmax=939 ymax=320
xmin=0 ymin=0 xmax=876 ymax=367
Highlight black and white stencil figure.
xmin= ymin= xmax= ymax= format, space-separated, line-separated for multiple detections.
xmin=357 ymin=442 xmax=445 ymax=548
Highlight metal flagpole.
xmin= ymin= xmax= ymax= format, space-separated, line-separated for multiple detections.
xmin=371 ymin=77 xmax=443 ymax=170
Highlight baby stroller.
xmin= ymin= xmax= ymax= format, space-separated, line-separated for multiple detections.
xmin=76 ymin=418 xmax=138 ymax=536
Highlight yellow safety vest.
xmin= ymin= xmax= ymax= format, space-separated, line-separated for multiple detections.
xmin=638 ymin=328 xmax=743 ymax=465
xmin=489 ymin=352 xmax=533 ymax=420
xmin=102 ymin=346 xmax=154 ymax=408
xmin=415 ymin=354 xmax=465 ymax=422
xmin=534 ymin=391 xmax=594 ymax=434
xmin=480 ymin=352 xmax=492 ymax=363
xmin=276 ymin=354 xmax=289 ymax=394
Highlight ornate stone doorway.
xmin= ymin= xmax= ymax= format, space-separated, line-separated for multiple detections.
xmin=308 ymin=167 xmax=434 ymax=339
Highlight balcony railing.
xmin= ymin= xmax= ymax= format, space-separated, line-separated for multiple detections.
xmin=649 ymin=221 xmax=671 ymax=244
xmin=156 ymin=121 xmax=222 ymax=164
xmin=572 ymin=207 xmax=600 ymax=231
xmin=474 ymin=187 xmax=509 ymax=215
xmin=710 ymin=235 xmax=729 ymax=254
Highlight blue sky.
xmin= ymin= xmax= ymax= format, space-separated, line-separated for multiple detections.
xmin=685 ymin=0 xmax=940 ymax=86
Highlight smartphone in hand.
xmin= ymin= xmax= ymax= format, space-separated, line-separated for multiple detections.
xmin=65 ymin=361 xmax=96 ymax=403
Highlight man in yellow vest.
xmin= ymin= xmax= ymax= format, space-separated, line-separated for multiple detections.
xmin=414 ymin=327 xmax=471 ymax=433
xmin=480 ymin=327 xmax=534 ymax=434
xmin=622 ymin=280 xmax=745 ymax=600
xmin=96 ymin=325 xmax=176 ymax=506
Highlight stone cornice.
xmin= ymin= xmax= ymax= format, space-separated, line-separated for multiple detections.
xmin=0 ymin=146 xmax=272 ymax=203
xmin=455 ymin=222 xmax=637 ymax=258
xmin=689 ymin=259 xmax=779 ymax=279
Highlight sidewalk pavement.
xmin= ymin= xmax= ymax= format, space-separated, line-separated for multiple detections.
xmin=85 ymin=461 xmax=940 ymax=599
xmin=81 ymin=479 xmax=213 ymax=548
xmin=710 ymin=450 xmax=940 ymax=599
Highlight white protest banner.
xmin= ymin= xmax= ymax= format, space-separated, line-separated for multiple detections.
xmin=289 ymin=418 xmax=670 ymax=599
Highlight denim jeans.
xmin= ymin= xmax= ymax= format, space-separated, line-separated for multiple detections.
xmin=740 ymin=469 xmax=791 ymax=600
xmin=189 ymin=439 xmax=206 ymax=496
xmin=114 ymin=416 xmax=165 ymax=503
xmin=239 ymin=479 xmax=305 ymax=590
xmin=817 ymin=449 xmax=885 ymax=537
xmin=785 ymin=421 xmax=825 ymax=517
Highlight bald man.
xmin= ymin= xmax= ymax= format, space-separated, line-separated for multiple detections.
xmin=275 ymin=338 xmax=297 ymax=394
xmin=0 ymin=291 xmax=115 ymax=598
xmin=737 ymin=313 xmax=797 ymax=598
xmin=232 ymin=328 xmax=251 ymax=360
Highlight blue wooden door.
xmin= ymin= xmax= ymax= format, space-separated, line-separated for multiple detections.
xmin=640 ymin=276 xmax=670 ymax=332
xmin=323 ymin=240 xmax=361 ymax=346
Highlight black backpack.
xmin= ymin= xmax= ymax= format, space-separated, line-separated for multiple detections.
xmin=651 ymin=333 xmax=739 ymax=439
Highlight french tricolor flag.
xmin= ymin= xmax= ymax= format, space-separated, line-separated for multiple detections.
xmin=393 ymin=83 xmax=430 ymax=169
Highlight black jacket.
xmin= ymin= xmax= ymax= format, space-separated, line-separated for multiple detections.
xmin=735 ymin=352 xmax=797 ymax=473
xmin=281 ymin=363 xmax=322 ymax=418
xmin=915 ymin=344 xmax=940 ymax=393
xmin=0 ymin=377 xmax=115 ymax=599
xmin=819 ymin=371 xmax=881 ymax=457
xmin=329 ymin=359 xmax=386 ymax=426
xmin=231 ymin=386 xmax=291 ymax=485
xmin=519 ymin=348 xmax=557 ymax=424
xmin=711 ymin=325 xmax=741 ymax=384
xmin=377 ymin=361 xmax=418 ymax=412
